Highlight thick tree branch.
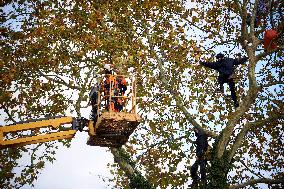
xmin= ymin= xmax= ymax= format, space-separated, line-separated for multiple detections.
xmin=228 ymin=122 xmax=250 ymax=161
xmin=110 ymin=148 xmax=136 ymax=177
xmin=217 ymin=34 xmax=259 ymax=158
xmin=110 ymin=147 xmax=154 ymax=189
xmin=229 ymin=178 xmax=284 ymax=189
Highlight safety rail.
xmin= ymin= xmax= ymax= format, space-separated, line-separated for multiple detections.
xmin=97 ymin=74 xmax=137 ymax=115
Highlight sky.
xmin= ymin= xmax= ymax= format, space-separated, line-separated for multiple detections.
xmin=21 ymin=132 xmax=115 ymax=189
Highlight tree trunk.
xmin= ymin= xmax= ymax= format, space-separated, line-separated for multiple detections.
xmin=206 ymin=138 xmax=232 ymax=189
xmin=111 ymin=147 xmax=154 ymax=189
xmin=207 ymin=156 xmax=231 ymax=189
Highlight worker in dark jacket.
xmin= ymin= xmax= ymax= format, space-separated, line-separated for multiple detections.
xmin=200 ymin=53 xmax=248 ymax=108
xmin=190 ymin=127 xmax=208 ymax=187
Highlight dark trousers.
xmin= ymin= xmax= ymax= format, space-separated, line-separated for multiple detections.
xmin=218 ymin=75 xmax=238 ymax=105
xmin=190 ymin=157 xmax=207 ymax=184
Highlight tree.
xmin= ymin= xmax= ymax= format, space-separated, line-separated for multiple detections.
xmin=1 ymin=0 xmax=283 ymax=188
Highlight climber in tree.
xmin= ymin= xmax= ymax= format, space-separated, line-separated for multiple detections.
xmin=190 ymin=127 xmax=208 ymax=187
xmin=200 ymin=53 xmax=248 ymax=108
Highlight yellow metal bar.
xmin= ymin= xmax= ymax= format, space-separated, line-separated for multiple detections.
xmin=1 ymin=117 xmax=73 ymax=133
xmin=0 ymin=130 xmax=76 ymax=149
xmin=0 ymin=129 xmax=3 ymax=143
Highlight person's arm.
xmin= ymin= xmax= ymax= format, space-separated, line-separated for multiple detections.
xmin=200 ymin=61 xmax=220 ymax=70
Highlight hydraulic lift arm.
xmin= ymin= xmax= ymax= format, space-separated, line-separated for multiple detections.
xmin=0 ymin=116 xmax=83 ymax=149
xmin=0 ymin=74 xmax=141 ymax=149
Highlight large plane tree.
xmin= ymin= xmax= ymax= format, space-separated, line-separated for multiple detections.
xmin=1 ymin=0 xmax=283 ymax=188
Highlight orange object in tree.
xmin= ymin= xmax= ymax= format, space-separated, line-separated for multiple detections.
xmin=264 ymin=29 xmax=278 ymax=50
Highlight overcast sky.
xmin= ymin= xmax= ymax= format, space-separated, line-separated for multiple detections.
xmin=22 ymin=132 xmax=115 ymax=189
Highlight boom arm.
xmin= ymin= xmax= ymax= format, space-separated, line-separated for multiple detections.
xmin=0 ymin=74 xmax=141 ymax=149
xmin=0 ymin=117 xmax=79 ymax=149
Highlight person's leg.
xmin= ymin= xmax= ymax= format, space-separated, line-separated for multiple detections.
xmin=190 ymin=160 xmax=199 ymax=186
xmin=228 ymin=79 xmax=239 ymax=107
xmin=200 ymin=158 xmax=207 ymax=180
xmin=200 ymin=158 xmax=207 ymax=187
xmin=217 ymin=76 xmax=225 ymax=93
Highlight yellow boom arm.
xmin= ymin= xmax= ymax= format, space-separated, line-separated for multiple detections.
xmin=0 ymin=117 xmax=77 ymax=149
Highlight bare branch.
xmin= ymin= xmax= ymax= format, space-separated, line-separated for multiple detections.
xmin=229 ymin=113 xmax=284 ymax=160
xmin=229 ymin=178 xmax=284 ymax=189
xmin=0 ymin=105 xmax=17 ymax=123
xmin=136 ymin=134 xmax=194 ymax=161
xmin=256 ymin=46 xmax=284 ymax=61
xmin=250 ymin=0 xmax=259 ymax=37
xmin=260 ymin=81 xmax=284 ymax=89
xmin=38 ymin=71 xmax=81 ymax=90
xmin=239 ymin=159 xmax=265 ymax=179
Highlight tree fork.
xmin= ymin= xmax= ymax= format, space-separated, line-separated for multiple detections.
xmin=207 ymin=137 xmax=233 ymax=189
